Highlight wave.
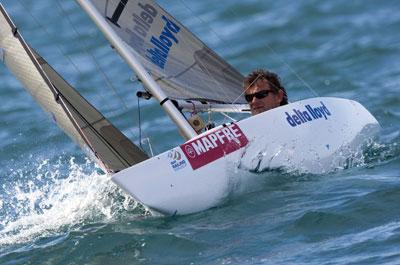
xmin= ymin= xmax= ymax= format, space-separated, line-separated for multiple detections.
xmin=0 ymin=157 xmax=147 ymax=247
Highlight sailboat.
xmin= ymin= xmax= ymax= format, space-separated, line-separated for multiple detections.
xmin=0 ymin=1 xmax=379 ymax=215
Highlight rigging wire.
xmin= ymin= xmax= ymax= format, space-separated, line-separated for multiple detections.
xmin=15 ymin=0 xmax=115 ymax=121
xmin=180 ymin=0 xmax=320 ymax=99
xmin=54 ymin=0 xmax=137 ymax=117
xmin=164 ymin=1 xmax=240 ymax=126
xmin=9 ymin=2 xmax=138 ymax=170
xmin=52 ymin=0 xmax=175 ymax=152
xmin=177 ymin=0 xmax=243 ymax=116
xmin=97 ymin=0 xmax=315 ymax=106
xmin=224 ymin=3 xmax=319 ymax=98
xmin=15 ymin=0 xmax=141 ymax=143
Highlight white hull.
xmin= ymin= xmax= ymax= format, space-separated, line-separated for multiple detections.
xmin=113 ymin=97 xmax=379 ymax=215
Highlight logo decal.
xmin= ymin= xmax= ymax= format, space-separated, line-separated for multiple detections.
xmin=184 ymin=145 xmax=196 ymax=159
xmin=180 ymin=123 xmax=248 ymax=170
xmin=168 ymin=149 xmax=187 ymax=171
xmin=146 ymin=15 xmax=180 ymax=69
xmin=285 ymin=101 xmax=332 ymax=127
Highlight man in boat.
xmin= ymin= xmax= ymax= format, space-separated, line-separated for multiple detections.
xmin=243 ymin=69 xmax=288 ymax=115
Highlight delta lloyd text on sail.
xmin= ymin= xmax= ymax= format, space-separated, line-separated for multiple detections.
xmin=123 ymin=2 xmax=180 ymax=70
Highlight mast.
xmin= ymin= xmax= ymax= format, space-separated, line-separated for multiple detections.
xmin=76 ymin=0 xmax=197 ymax=140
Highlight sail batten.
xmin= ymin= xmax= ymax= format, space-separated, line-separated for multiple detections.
xmin=89 ymin=0 xmax=246 ymax=105
xmin=0 ymin=4 xmax=148 ymax=173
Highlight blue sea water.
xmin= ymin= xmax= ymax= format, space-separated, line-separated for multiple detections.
xmin=0 ymin=0 xmax=399 ymax=264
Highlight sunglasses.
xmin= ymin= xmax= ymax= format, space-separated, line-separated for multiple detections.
xmin=244 ymin=90 xmax=275 ymax=103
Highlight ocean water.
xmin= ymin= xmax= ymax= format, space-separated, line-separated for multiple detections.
xmin=0 ymin=0 xmax=399 ymax=264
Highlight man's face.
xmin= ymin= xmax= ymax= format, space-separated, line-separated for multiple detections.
xmin=245 ymin=79 xmax=284 ymax=115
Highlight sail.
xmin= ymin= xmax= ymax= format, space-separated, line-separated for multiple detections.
xmin=0 ymin=4 xmax=148 ymax=173
xmin=89 ymin=0 xmax=245 ymax=104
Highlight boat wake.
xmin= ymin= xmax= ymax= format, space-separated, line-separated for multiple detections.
xmin=225 ymin=134 xmax=399 ymax=201
xmin=0 ymin=157 xmax=146 ymax=247
xmin=362 ymin=132 xmax=400 ymax=168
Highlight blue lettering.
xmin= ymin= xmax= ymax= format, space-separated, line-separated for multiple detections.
xmin=146 ymin=48 xmax=167 ymax=69
xmin=321 ymin=101 xmax=331 ymax=116
xmin=293 ymin=115 xmax=301 ymax=125
xmin=303 ymin=110 xmax=312 ymax=121
xmin=171 ymin=159 xmax=186 ymax=171
xmin=161 ymin=26 xmax=178 ymax=43
xmin=162 ymin=15 xmax=180 ymax=33
xmin=314 ymin=108 xmax=323 ymax=118
xmin=294 ymin=109 xmax=305 ymax=123
xmin=285 ymin=102 xmax=332 ymax=127
xmin=317 ymin=106 xmax=328 ymax=119
xmin=146 ymin=15 xmax=181 ymax=69
xmin=286 ymin=112 xmax=296 ymax=127
xmin=150 ymin=36 xmax=169 ymax=53
xmin=306 ymin=105 xmax=317 ymax=119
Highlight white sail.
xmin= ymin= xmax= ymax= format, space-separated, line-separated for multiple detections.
xmin=89 ymin=0 xmax=245 ymax=104
xmin=0 ymin=4 xmax=148 ymax=173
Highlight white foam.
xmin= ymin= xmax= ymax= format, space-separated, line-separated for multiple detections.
xmin=0 ymin=157 xmax=142 ymax=246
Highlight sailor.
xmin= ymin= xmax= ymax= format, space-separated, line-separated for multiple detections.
xmin=243 ymin=69 xmax=288 ymax=115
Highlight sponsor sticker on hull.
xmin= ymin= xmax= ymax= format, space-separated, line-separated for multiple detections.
xmin=168 ymin=149 xmax=187 ymax=171
xmin=285 ymin=101 xmax=332 ymax=127
xmin=180 ymin=124 xmax=248 ymax=170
